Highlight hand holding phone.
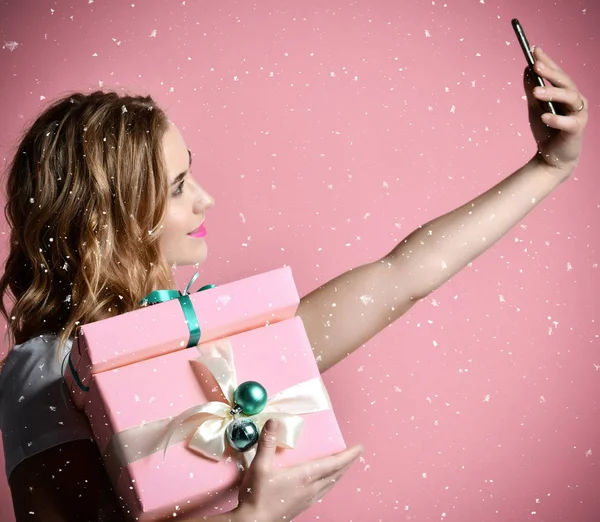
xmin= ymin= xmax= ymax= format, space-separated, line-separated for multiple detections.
xmin=512 ymin=18 xmax=564 ymax=116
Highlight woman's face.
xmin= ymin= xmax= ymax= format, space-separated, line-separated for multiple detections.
xmin=159 ymin=122 xmax=214 ymax=267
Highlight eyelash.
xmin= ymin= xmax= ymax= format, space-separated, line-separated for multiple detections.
xmin=173 ymin=179 xmax=185 ymax=197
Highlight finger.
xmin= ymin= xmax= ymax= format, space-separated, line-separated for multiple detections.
xmin=523 ymin=66 xmax=541 ymax=107
xmin=250 ymin=419 xmax=279 ymax=474
xmin=312 ymin=460 xmax=354 ymax=504
xmin=312 ymin=479 xmax=337 ymax=504
xmin=533 ymin=46 xmax=563 ymax=72
xmin=316 ymin=452 xmax=357 ymax=487
xmin=305 ymin=453 xmax=361 ymax=508
xmin=301 ymin=444 xmax=363 ymax=482
xmin=533 ymin=86 xmax=587 ymax=114
xmin=533 ymin=58 xmax=576 ymax=90
xmin=523 ymin=67 xmax=553 ymax=122
xmin=540 ymin=112 xmax=585 ymax=135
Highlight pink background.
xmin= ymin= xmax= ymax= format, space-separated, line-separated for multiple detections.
xmin=1 ymin=1 xmax=598 ymax=521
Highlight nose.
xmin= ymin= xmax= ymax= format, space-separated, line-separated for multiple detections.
xmin=194 ymin=185 xmax=214 ymax=213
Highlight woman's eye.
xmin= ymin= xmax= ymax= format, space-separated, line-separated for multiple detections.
xmin=173 ymin=179 xmax=185 ymax=196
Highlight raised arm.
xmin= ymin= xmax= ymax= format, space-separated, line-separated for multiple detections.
xmin=298 ymin=46 xmax=588 ymax=372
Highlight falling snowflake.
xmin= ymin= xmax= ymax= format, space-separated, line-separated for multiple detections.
xmin=3 ymin=41 xmax=19 ymax=51
xmin=359 ymin=295 xmax=373 ymax=305
xmin=217 ymin=295 xmax=232 ymax=306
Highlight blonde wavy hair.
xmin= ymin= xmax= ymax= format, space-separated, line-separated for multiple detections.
xmin=0 ymin=90 xmax=175 ymax=356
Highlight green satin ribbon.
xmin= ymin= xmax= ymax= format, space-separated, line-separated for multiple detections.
xmin=68 ymin=273 xmax=215 ymax=393
xmin=140 ymin=272 xmax=215 ymax=348
xmin=67 ymin=355 xmax=90 ymax=392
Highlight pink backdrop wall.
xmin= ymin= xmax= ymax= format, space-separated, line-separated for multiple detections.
xmin=1 ymin=1 xmax=598 ymax=521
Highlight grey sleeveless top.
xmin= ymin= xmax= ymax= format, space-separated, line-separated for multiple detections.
xmin=0 ymin=334 xmax=93 ymax=479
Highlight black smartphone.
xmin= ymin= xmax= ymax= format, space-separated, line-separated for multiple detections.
xmin=511 ymin=18 xmax=563 ymax=116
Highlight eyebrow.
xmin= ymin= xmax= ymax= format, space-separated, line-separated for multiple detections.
xmin=171 ymin=149 xmax=192 ymax=186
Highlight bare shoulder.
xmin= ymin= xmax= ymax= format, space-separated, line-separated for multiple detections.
xmin=9 ymin=439 xmax=124 ymax=522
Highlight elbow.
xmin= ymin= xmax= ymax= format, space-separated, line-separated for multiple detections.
xmin=385 ymin=251 xmax=447 ymax=301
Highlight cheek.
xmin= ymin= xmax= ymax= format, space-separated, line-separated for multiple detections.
xmin=162 ymin=208 xmax=186 ymax=235
xmin=159 ymin=201 xmax=194 ymax=251
xmin=158 ymin=217 xmax=179 ymax=248
xmin=158 ymin=223 xmax=183 ymax=264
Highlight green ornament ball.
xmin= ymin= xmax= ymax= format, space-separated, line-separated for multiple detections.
xmin=233 ymin=381 xmax=268 ymax=416
xmin=226 ymin=418 xmax=259 ymax=452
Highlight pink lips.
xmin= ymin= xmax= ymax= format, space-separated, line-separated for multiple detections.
xmin=187 ymin=222 xmax=206 ymax=238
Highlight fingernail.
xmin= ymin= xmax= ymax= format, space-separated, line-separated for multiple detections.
xmin=536 ymin=61 xmax=545 ymax=70
xmin=534 ymin=87 xmax=546 ymax=95
xmin=264 ymin=419 xmax=279 ymax=432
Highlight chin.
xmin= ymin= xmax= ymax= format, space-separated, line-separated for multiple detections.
xmin=164 ymin=241 xmax=208 ymax=268
xmin=182 ymin=245 xmax=208 ymax=267
xmin=170 ymin=258 xmax=207 ymax=268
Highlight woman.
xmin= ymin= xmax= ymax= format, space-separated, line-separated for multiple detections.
xmin=0 ymin=46 xmax=588 ymax=521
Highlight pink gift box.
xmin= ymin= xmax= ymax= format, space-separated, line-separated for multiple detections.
xmin=79 ymin=317 xmax=346 ymax=521
xmin=65 ymin=267 xmax=299 ymax=407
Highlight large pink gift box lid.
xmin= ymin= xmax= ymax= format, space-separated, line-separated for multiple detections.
xmin=65 ymin=266 xmax=299 ymax=406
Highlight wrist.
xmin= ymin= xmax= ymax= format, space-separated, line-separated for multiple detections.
xmin=530 ymin=152 xmax=575 ymax=184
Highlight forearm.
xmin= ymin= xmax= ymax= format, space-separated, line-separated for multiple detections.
xmin=389 ymin=155 xmax=563 ymax=297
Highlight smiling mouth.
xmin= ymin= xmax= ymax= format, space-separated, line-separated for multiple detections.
xmin=187 ymin=222 xmax=206 ymax=238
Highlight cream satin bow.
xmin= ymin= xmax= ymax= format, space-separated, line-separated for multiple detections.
xmin=162 ymin=339 xmax=332 ymax=464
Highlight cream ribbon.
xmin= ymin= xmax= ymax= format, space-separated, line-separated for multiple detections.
xmin=162 ymin=339 xmax=332 ymax=464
